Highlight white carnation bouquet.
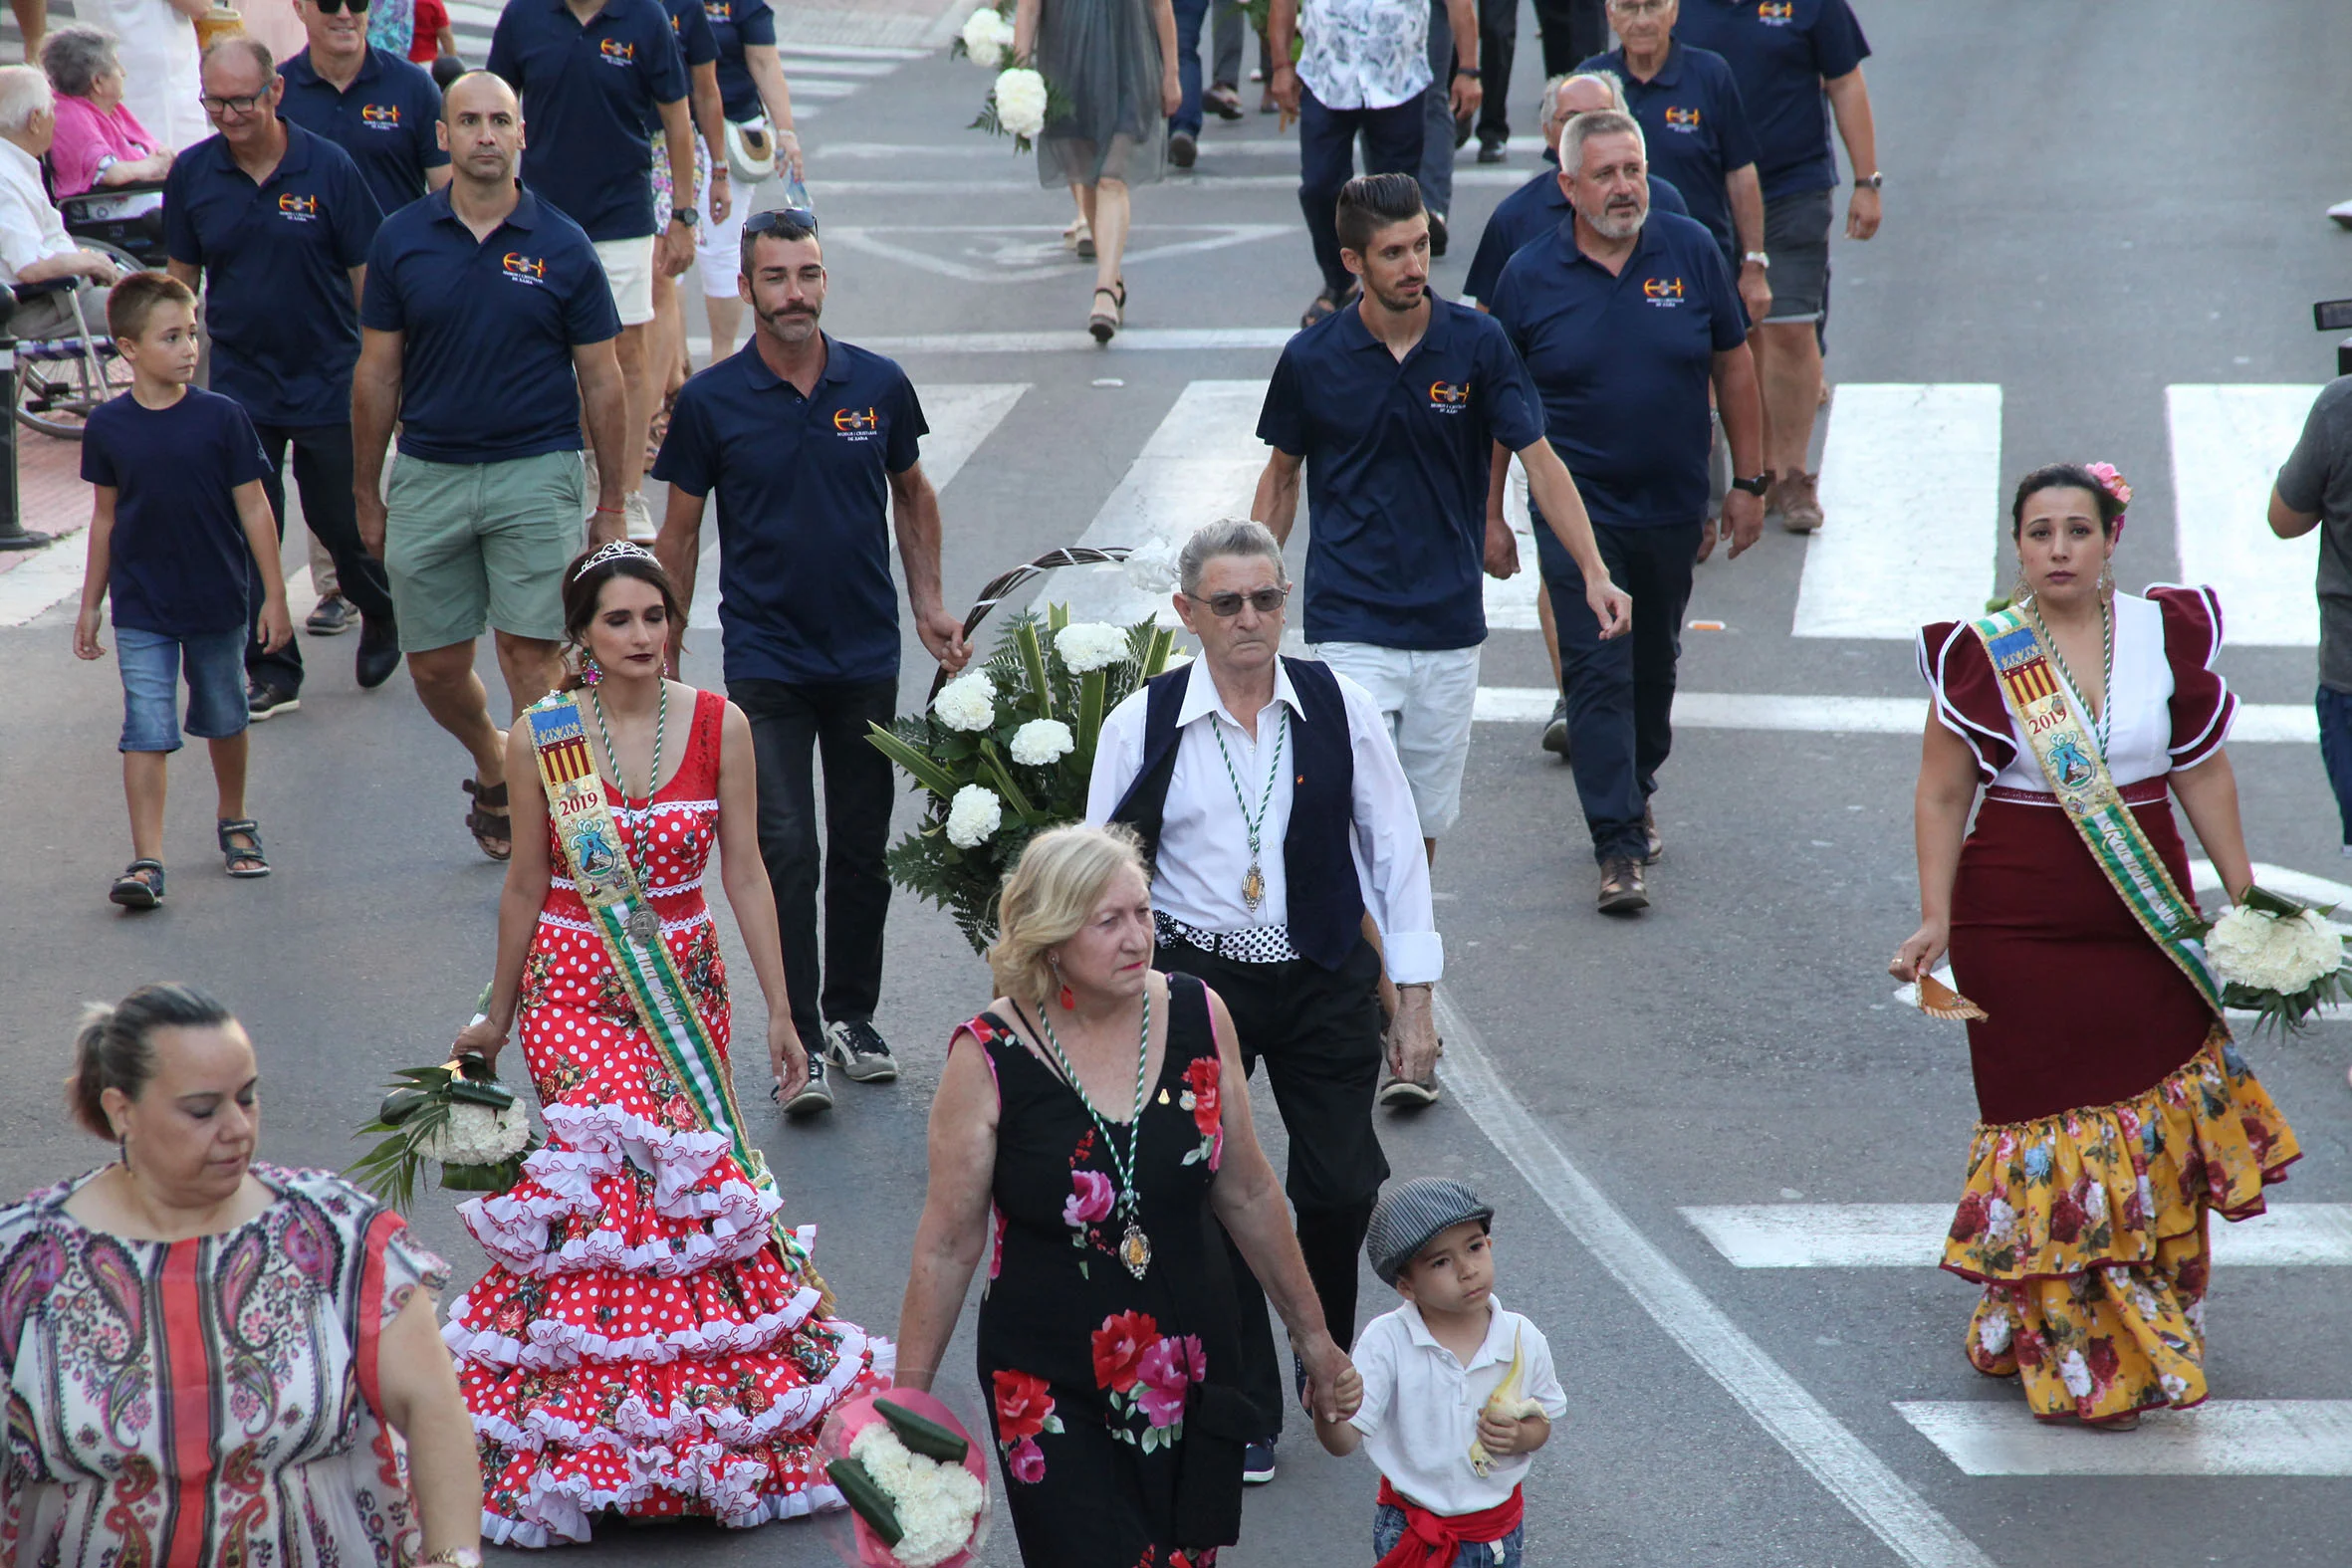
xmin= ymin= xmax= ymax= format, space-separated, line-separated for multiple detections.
xmin=352 ymin=1054 xmax=539 ymax=1208
xmin=823 ymin=1395 xmax=990 ymax=1568
xmin=950 ymin=2 xmax=1016 ymax=68
xmin=2201 ymin=885 xmax=2352 ymax=1034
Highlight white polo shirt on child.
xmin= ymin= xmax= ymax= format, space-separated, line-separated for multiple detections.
xmin=1348 ymin=1294 xmax=1568 ymax=1515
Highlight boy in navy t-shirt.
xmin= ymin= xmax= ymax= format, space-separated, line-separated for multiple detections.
xmin=72 ymin=272 xmax=289 ymax=909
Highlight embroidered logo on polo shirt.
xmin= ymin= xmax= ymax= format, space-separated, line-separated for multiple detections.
xmin=1663 ymin=106 xmax=1702 ymax=131
xmin=278 ymin=192 xmax=320 ymax=221
xmin=1642 ymin=276 xmax=1686 ymax=307
xmin=1758 ymin=1 xmax=1795 ymax=22
xmin=503 ymin=252 xmax=549 ymax=284
xmin=1427 ymin=380 xmax=1470 ymax=412
xmin=833 ymin=406 xmax=880 ymax=439
xmin=598 ymin=38 xmax=637 ymax=64
xmin=360 ymin=102 xmax=401 ymax=127
xmin=705 ymin=1 xmax=732 ymax=19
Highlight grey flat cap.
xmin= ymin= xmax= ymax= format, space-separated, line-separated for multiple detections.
xmin=1365 ymin=1177 xmax=1495 ymax=1285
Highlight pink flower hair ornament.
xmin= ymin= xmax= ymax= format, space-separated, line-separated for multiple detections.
xmin=2084 ymin=461 xmax=2132 ymax=540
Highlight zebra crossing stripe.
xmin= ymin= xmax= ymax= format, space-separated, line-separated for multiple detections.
xmin=1896 ymin=1400 xmax=2352 ymax=1476
xmin=2168 ymin=384 xmax=2322 ymax=647
xmin=1467 ymin=687 xmax=2320 ymax=741
xmin=1680 ymin=1203 xmax=2352 ymax=1269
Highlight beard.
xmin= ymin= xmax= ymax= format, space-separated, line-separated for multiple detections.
xmin=1583 ymin=201 xmax=1646 ymax=240
xmin=1367 ymin=278 xmax=1425 ymax=314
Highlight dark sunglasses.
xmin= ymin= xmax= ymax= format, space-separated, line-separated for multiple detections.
xmin=1187 ymin=586 xmax=1290 ymax=617
xmin=314 ymin=0 xmax=371 ymax=12
xmin=744 ymin=205 xmax=819 ymax=241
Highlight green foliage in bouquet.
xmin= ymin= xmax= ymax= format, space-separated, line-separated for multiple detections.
xmin=868 ymin=606 xmax=1183 ymax=953
xmin=351 ymin=1055 xmax=538 ymax=1211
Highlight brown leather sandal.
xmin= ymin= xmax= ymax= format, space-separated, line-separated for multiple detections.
xmin=462 ymin=778 xmax=513 ymax=861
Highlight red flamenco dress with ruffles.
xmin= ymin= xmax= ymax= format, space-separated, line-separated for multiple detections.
xmin=1916 ymin=586 xmax=2299 ymax=1424
xmin=442 ymin=688 xmax=892 ymax=1545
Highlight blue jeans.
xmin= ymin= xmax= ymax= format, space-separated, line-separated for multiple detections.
xmin=1419 ymin=0 xmax=1455 ymax=218
xmin=117 ymin=624 xmax=249 ymax=753
xmin=1539 ymin=518 xmax=1704 ymax=864
xmin=1373 ymin=1503 xmax=1526 ymax=1566
xmin=1170 ymin=0 xmax=1209 ymax=135
xmin=2317 ymin=686 xmax=2352 ymax=846
xmin=1298 ymin=84 xmax=1426 ymax=294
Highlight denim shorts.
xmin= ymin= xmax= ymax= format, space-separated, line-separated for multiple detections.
xmin=1373 ymin=1503 xmax=1525 ymax=1567
xmin=117 ymin=624 xmax=248 ymax=753
xmin=1761 ymin=186 xmax=1833 ymax=322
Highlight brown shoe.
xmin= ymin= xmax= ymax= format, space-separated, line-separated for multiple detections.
xmin=1778 ymin=469 xmax=1825 ymax=534
xmin=1642 ymin=805 xmax=1663 ymax=865
xmin=1597 ymin=854 xmax=1648 ymax=914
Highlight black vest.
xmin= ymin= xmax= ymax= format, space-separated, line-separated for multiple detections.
xmin=1109 ymin=657 xmax=1361 ymax=971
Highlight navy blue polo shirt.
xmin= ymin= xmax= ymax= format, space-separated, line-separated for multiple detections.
xmin=1490 ymin=211 xmax=1747 ymax=539
xmin=82 ymin=389 xmax=273 ymax=637
xmin=280 ymin=46 xmax=449 ymax=218
xmin=1464 ymin=152 xmax=1687 ymax=305
xmin=661 ymin=0 xmax=719 ymax=76
xmin=1257 ymin=298 xmax=1544 ymax=649
xmin=164 ymin=122 xmax=380 ymax=428
xmin=487 ymin=0 xmax=687 ymax=240
xmin=1674 ymin=0 xmax=1869 ymax=201
xmin=700 ymin=0 xmax=775 ymax=122
xmin=1576 ymin=43 xmax=1758 ymax=258
xmin=651 ymin=335 xmax=926 ymax=685
xmin=360 ymin=186 xmax=622 ymax=463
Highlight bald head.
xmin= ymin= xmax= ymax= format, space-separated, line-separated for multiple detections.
xmin=441 ymin=70 xmax=519 ymax=124
xmin=1544 ymin=71 xmax=1626 ymax=147
xmin=438 ymin=71 xmax=524 ymax=186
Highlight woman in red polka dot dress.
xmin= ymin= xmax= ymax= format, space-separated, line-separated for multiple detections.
xmin=444 ymin=544 xmax=893 ymax=1546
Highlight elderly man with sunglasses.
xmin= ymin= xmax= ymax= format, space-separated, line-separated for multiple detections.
xmin=1086 ymin=517 xmax=1440 ymax=1486
xmin=651 ymin=207 xmax=970 ymax=1118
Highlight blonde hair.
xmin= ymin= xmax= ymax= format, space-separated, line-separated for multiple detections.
xmin=989 ymin=824 xmax=1150 ymax=1005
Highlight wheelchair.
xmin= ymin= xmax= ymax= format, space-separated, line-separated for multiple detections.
xmin=9 ymin=236 xmax=148 ymax=442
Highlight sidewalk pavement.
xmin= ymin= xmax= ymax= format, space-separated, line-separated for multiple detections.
xmin=0 ymin=431 xmax=93 ymax=575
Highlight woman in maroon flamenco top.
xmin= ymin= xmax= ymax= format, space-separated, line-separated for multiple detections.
xmin=1893 ymin=462 xmax=2299 ymax=1428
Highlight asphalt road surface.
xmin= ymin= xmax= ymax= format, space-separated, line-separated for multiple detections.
xmin=4 ymin=2 xmax=2351 ymax=1565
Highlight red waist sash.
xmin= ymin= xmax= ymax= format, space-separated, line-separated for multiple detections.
xmin=1374 ymin=1477 xmax=1524 ymax=1568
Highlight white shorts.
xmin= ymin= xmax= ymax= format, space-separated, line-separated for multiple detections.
xmin=695 ymin=173 xmax=768 ymax=299
xmin=1308 ymin=641 xmax=1483 ymax=838
xmin=590 ymin=234 xmax=657 ymax=327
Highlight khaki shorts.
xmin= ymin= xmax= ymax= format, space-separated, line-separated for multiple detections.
xmin=591 ymin=234 xmax=657 ymax=327
xmin=383 ymin=449 xmax=586 ymax=653
xmin=1306 ymin=641 xmax=1483 ymax=838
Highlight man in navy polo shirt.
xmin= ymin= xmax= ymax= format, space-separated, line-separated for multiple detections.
xmin=651 ymin=210 xmax=971 ymax=1116
xmin=353 ymin=71 xmax=628 ymax=863
xmin=166 ymin=38 xmax=395 ymax=719
xmin=489 ymin=0 xmax=694 ymax=541
xmin=281 ymin=0 xmax=451 ymax=219
xmin=1489 ymin=109 xmax=1764 ymax=915
xmin=1674 ymin=0 xmax=1878 ymax=535
xmin=1578 ymin=0 xmax=1766 ymax=324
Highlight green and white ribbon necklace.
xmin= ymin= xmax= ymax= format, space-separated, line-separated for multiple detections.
xmin=1038 ymin=990 xmax=1154 ymax=1280
xmin=588 ymin=680 xmax=667 ymax=948
xmin=2021 ymin=591 xmax=2114 ymax=758
xmin=1211 ymin=706 xmax=1287 ymax=911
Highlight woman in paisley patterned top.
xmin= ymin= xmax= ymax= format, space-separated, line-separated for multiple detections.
xmin=0 ymin=984 xmax=483 ymax=1568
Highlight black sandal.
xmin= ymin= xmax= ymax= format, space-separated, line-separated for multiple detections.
xmin=1299 ymin=283 xmax=1357 ymax=330
xmin=1088 ymin=281 xmax=1125 ymax=343
xmin=217 ymin=818 xmax=271 ymax=877
xmin=462 ymin=778 xmax=513 ymax=862
xmin=110 ymin=859 xmax=165 ymax=908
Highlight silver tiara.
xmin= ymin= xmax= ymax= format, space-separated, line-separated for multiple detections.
xmin=573 ymin=540 xmax=657 ymax=581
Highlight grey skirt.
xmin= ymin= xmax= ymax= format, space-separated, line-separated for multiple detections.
xmin=1035 ymin=0 xmax=1166 ymax=188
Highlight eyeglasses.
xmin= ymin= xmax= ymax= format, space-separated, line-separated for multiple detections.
xmin=313 ymin=0 xmax=371 ymax=13
xmin=744 ymin=206 xmax=819 ymax=240
xmin=1186 ymin=586 xmax=1290 ymax=617
xmin=198 ymin=88 xmax=272 ymax=115
xmin=1606 ymin=0 xmax=1672 ymax=14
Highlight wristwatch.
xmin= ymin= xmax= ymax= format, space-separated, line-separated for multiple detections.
xmin=670 ymin=206 xmax=698 ymax=227
xmin=1730 ymin=473 xmax=1769 ymax=497
xmin=1854 ymin=171 xmax=1883 ymax=189
xmin=1741 ymin=249 xmax=1769 ymax=269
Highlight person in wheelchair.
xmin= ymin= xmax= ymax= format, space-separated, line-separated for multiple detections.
xmin=41 ymin=26 xmax=172 ymax=231
xmin=0 ymin=64 xmax=123 ymax=341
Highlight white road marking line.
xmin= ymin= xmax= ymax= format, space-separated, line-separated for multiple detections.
xmin=687 ymin=382 xmax=1025 ymax=632
xmin=1481 ymin=458 xmax=1541 ymax=631
xmin=856 ymin=327 xmax=1293 ymax=354
xmin=2191 ymin=858 xmax=2352 ymax=910
xmin=763 ymin=41 xmax=929 ymax=60
xmin=785 ymin=78 xmax=860 ymax=100
xmin=808 ymin=170 xmax=1528 ymax=196
xmin=1433 ymin=991 xmax=1999 ymax=1568
xmin=1053 ymin=379 xmax=1269 ymax=626
xmin=825 ymin=223 xmax=1289 ymax=285
xmin=1681 ymin=1203 xmax=2352 ymax=1269
xmin=1895 ymin=1400 xmax=2352 ymax=1476
xmin=814 ymin=137 xmax=1532 ymax=160
xmin=2168 ymin=384 xmax=2322 ymax=646
xmin=1795 ymin=384 xmax=2002 ymax=639
xmin=1469 ymin=686 xmax=2320 ymax=741
xmin=776 ymin=56 xmax=904 ymax=77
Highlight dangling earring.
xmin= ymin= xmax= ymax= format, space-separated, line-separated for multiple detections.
xmin=2097 ymin=560 xmax=2115 ymax=595
xmin=580 ymin=651 xmax=603 ymax=687
xmin=117 ymin=1134 xmax=130 ymax=1173
xmin=1051 ymin=956 xmax=1074 ymax=1011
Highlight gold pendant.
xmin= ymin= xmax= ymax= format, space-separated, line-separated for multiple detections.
xmin=1119 ymin=1219 xmax=1151 ymax=1279
xmin=1241 ymin=860 xmax=1265 ymax=910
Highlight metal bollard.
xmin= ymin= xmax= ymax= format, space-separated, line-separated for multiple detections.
xmin=0 ymin=336 xmax=51 ymax=553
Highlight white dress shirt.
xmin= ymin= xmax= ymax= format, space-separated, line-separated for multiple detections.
xmin=0 ymin=139 xmax=78 ymax=288
xmin=1348 ymin=1295 xmax=1567 ymax=1516
xmin=1295 ymin=0 xmax=1434 ymax=112
xmin=1084 ymin=658 xmax=1443 ymax=985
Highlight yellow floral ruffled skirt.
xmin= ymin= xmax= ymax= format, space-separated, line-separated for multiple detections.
xmin=1943 ymin=1028 xmax=2299 ymax=1424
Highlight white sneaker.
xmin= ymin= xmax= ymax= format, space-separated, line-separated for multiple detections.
xmin=624 ymin=491 xmax=655 ymax=542
xmin=2330 ymin=198 xmax=2352 ymax=230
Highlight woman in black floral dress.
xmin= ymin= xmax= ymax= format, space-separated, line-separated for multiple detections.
xmin=896 ymin=824 xmax=1359 ymax=1567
